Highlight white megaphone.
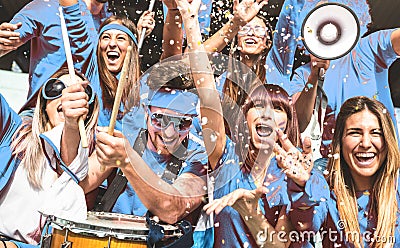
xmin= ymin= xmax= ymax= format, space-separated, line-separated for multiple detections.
xmin=300 ymin=3 xmax=360 ymax=161
xmin=301 ymin=2 xmax=360 ymax=60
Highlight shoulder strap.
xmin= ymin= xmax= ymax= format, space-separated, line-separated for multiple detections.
xmin=160 ymin=137 xmax=188 ymax=183
xmin=94 ymin=130 xmax=188 ymax=212
xmin=94 ymin=128 xmax=147 ymax=212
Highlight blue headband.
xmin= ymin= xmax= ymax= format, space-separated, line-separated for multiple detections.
xmin=99 ymin=23 xmax=137 ymax=45
xmin=147 ymin=88 xmax=198 ymax=115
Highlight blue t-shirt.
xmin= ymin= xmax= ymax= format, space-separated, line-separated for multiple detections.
xmin=212 ymin=137 xmax=290 ymax=247
xmin=288 ymin=173 xmax=400 ymax=247
xmin=112 ymin=134 xmax=208 ymax=215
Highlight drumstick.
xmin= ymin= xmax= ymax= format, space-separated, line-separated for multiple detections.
xmin=59 ymin=7 xmax=88 ymax=148
xmin=99 ymin=46 xmax=132 ymax=172
xmin=137 ymin=0 xmax=156 ymax=53
xmin=108 ymin=46 xmax=132 ymax=135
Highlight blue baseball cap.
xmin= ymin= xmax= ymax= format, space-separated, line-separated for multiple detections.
xmin=146 ymin=87 xmax=198 ymax=115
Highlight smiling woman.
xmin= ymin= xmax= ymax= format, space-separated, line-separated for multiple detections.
xmin=284 ymin=96 xmax=400 ymax=248
xmin=0 ymin=67 xmax=99 ymax=247
xmin=97 ymin=16 xmax=141 ymax=112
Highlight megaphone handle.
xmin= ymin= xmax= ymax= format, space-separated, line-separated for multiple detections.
xmin=318 ymin=68 xmax=325 ymax=84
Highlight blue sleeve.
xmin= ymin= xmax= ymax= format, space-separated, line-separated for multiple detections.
xmin=11 ymin=241 xmax=39 ymax=248
xmin=62 ymin=3 xmax=98 ymax=82
xmin=357 ymin=28 xmax=399 ymax=68
xmin=266 ymin=0 xmax=305 ymax=87
xmin=10 ymin=1 xmax=44 ymax=43
xmin=0 ymin=94 xmax=22 ymax=142
xmin=288 ymin=171 xmax=329 ymax=233
xmin=0 ymin=94 xmax=22 ymax=193
xmin=287 ymin=63 xmax=311 ymax=95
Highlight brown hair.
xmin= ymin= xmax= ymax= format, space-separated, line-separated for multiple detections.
xmin=97 ymin=16 xmax=141 ymax=112
xmin=265 ymin=84 xmax=300 ymax=147
xmin=222 ymin=15 xmax=273 ymax=137
xmin=327 ymin=96 xmax=399 ymax=247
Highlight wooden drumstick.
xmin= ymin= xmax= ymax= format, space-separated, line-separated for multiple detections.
xmin=59 ymin=7 xmax=88 ymax=148
xmin=108 ymin=46 xmax=132 ymax=135
xmin=99 ymin=46 xmax=133 ymax=172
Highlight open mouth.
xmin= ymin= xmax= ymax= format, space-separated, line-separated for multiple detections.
xmin=256 ymin=124 xmax=273 ymax=137
xmin=355 ymin=152 xmax=375 ymax=164
xmin=107 ymin=51 xmax=120 ymax=61
xmin=158 ymin=134 xmax=176 ymax=146
xmin=244 ymin=38 xmax=257 ymax=45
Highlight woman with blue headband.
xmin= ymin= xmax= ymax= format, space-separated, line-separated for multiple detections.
xmin=59 ymin=0 xmax=156 ymax=133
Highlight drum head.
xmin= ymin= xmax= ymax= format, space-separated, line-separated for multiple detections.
xmin=48 ymin=212 xmax=182 ymax=241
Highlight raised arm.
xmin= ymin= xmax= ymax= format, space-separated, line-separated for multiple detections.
xmin=160 ymin=0 xmax=184 ymax=60
xmin=94 ymin=127 xmax=206 ymax=224
xmin=203 ymin=0 xmax=267 ymax=53
xmin=60 ymin=82 xmax=91 ymax=165
xmin=176 ymin=0 xmax=227 ymax=169
xmin=293 ymin=55 xmax=330 ymax=132
xmin=390 ymin=28 xmax=400 ymax=55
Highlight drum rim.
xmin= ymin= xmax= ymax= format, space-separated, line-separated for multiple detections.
xmin=45 ymin=212 xmax=183 ymax=241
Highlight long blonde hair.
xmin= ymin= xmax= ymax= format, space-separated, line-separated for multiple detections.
xmin=327 ymin=96 xmax=399 ymax=247
xmin=11 ymin=68 xmax=99 ymax=189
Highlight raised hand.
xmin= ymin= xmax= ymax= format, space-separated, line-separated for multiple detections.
xmin=137 ymin=10 xmax=155 ymax=39
xmin=232 ymin=0 xmax=269 ymax=25
xmin=204 ymin=187 xmax=267 ymax=216
xmin=0 ymin=22 xmax=23 ymax=54
xmin=274 ymin=129 xmax=313 ymax=187
xmin=174 ymin=0 xmax=201 ymax=18
xmin=310 ymin=54 xmax=330 ymax=81
xmin=61 ymin=81 xmax=90 ymax=130
xmin=163 ymin=0 xmax=178 ymax=10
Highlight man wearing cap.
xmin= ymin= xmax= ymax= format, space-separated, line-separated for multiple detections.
xmin=80 ymin=77 xmax=208 ymax=226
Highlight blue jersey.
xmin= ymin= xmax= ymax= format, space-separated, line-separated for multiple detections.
xmin=0 ymin=94 xmax=22 ymax=192
xmin=288 ymin=173 xmax=400 ymax=247
xmin=11 ymin=0 xmax=110 ymax=110
xmin=62 ymin=3 xmax=148 ymax=135
xmin=212 ymin=137 xmax=290 ymax=247
xmin=112 ymin=134 xmax=208 ymax=215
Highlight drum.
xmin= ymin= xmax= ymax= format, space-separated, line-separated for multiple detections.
xmin=41 ymin=212 xmax=183 ymax=248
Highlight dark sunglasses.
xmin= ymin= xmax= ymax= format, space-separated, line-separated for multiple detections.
xmin=147 ymin=108 xmax=193 ymax=133
xmin=42 ymin=78 xmax=95 ymax=104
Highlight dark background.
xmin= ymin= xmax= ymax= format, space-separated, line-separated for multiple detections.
xmin=0 ymin=0 xmax=399 ymax=106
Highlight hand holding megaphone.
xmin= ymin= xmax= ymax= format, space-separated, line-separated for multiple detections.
xmin=310 ymin=54 xmax=330 ymax=82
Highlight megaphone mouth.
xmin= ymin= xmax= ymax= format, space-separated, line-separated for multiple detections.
xmin=317 ymin=21 xmax=341 ymax=45
xmin=301 ymin=2 xmax=360 ymax=60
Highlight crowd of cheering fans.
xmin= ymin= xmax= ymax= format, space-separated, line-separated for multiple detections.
xmin=0 ymin=0 xmax=399 ymax=247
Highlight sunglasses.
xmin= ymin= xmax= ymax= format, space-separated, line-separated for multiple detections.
xmin=42 ymin=78 xmax=95 ymax=104
xmin=238 ymin=25 xmax=269 ymax=37
xmin=147 ymin=109 xmax=193 ymax=133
